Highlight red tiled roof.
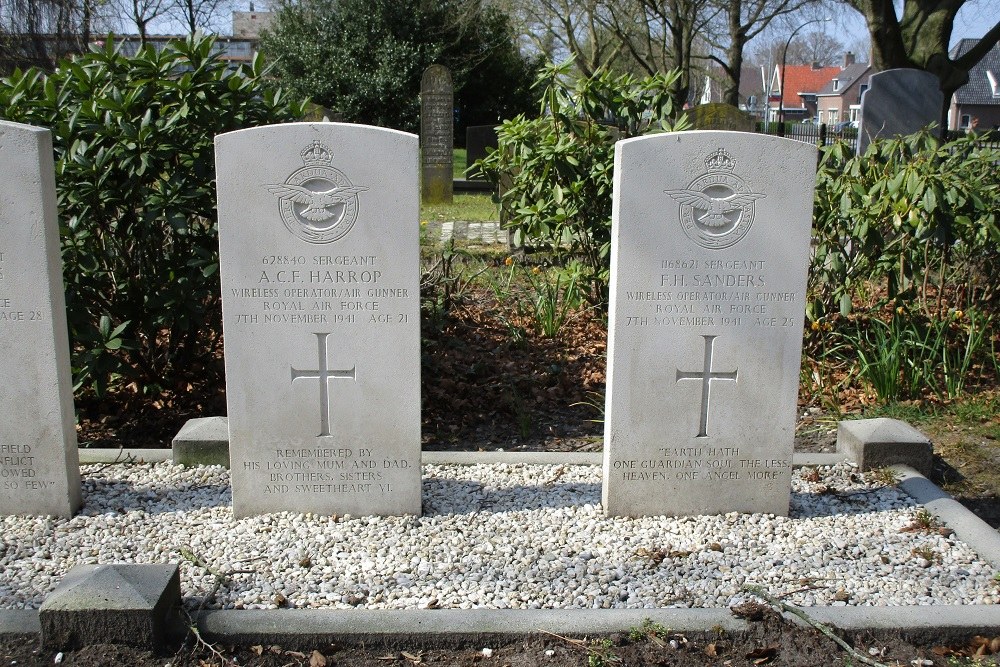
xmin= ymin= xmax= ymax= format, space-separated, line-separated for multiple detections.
xmin=778 ymin=65 xmax=840 ymax=108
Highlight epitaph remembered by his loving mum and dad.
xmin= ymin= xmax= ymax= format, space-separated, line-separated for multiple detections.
xmin=0 ymin=120 xmax=81 ymax=517
xmin=603 ymin=131 xmax=817 ymax=517
xmin=215 ymin=123 xmax=421 ymax=517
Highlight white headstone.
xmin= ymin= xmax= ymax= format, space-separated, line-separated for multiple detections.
xmin=215 ymin=123 xmax=421 ymax=518
xmin=0 ymin=120 xmax=81 ymax=517
xmin=602 ymin=131 xmax=816 ymax=517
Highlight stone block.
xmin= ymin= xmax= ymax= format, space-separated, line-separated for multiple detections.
xmin=40 ymin=564 xmax=181 ymax=649
xmin=837 ymin=418 xmax=933 ymax=475
xmin=172 ymin=417 xmax=230 ymax=467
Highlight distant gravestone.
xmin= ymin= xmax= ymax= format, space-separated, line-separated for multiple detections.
xmin=0 ymin=120 xmax=81 ymax=518
xmin=602 ymin=131 xmax=816 ymax=517
xmin=464 ymin=125 xmax=498 ymax=181
xmin=215 ymin=122 xmax=421 ymax=518
xmin=858 ymin=69 xmax=943 ymax=154
xmin=689 ymin=103 xmax=755 ymax=132
xmin=420 ymin=65 xmax=454 ymax=203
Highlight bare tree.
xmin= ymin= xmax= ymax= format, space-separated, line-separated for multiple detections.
xmin=105 ymin=0 xmax=170 ymax=41
xmin=171 ymin=0 xmax=233 ymax=34
xmin=510 ymin=0 xmax=626 ymax=76
xmin=842 ymin=0 xmax=1000 ymax=128
xmin=750 ymin=30 xmax=844 ymax=65
xmin=706 ymin=0 xmax=824 ymax=106
xmin=0 ymin=0 xmax=92 ymax=72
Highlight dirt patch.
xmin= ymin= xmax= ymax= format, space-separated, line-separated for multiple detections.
xmin=5 ymin=612 xmax=1000 ymax=667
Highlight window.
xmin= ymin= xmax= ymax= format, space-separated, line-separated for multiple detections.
xmin=827 ymin=109 xmax=839 ymax=124
xmin=832 ymin=79 xmax=840 ymax=91
xmin=961 ymin=114 xmax=971 ymax=129
xmin=988 ymin=71 xmax=999 ymax=97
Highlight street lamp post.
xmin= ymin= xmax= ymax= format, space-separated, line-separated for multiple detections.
xmin=778 ymin=17 xmax=831 ymax=137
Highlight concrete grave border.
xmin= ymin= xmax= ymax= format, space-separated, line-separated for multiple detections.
xmin=5 ymin=438 xmax=1000 ymax=647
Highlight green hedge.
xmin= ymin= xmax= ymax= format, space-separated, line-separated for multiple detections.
xmin=0 ymin=34 xmax=306 ymax=396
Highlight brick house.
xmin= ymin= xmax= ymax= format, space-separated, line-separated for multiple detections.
xmin=949 ymin=38 xmax=1000 ymax=131
xmin=816 ymin=53 xmax=872 ymax=126
xmin=767 ymin=63 xmax=840 ymax=123
xmin=696 ymin=65 xmax=769 ymax=119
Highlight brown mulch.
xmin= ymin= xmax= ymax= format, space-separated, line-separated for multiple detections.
xmin=75 ymin=287 xmax=838 ymax=454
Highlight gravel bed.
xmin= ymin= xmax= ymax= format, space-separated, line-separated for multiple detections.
xmin=1 ymin=462 xmax=996 ymax=611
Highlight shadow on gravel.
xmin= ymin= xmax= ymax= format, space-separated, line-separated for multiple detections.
xmin=788 ymin=488 xmax=917 ymax=519
xmin=423 ymin=478 xmax=601 ymax=514
xmin=80 ymin=481 xmax=232 ymax=514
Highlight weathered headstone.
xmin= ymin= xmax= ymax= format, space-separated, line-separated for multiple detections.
xmin=602 ymin=131 xmax=816 ymax=517
xmin=858 ymin=69 xmax=943 ymax=154
xmin=464 ymin=125 xmax=498 ymax=181
xmin=420 ymin=64 xmax=454 ymax=203
xmin=0 ymin=120 xmax=81 ymax=518
xmin=689 ymin=103 xmax=756 ymax=132
xmin=215 ymin=122 xmax=421 ymax=518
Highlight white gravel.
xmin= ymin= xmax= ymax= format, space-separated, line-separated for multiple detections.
xmin=1 ymin=461 xmax=996 ymax=611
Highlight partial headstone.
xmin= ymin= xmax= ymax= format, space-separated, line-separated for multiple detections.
xmin=215 ymin=123 xmax=421 ymax=518
xmin=0 ymin=120 xmax=81 ymax=518
xmin=858 ymin=69 xmax=943 ymax=154
xmin=602 ymin=131 xmax=816 ymax=517
xmin=837 ymin=418 xmax=933 ymax=476
xmin=465 ymin=125 xmax=498 ymax=180
xmin=40 ymin=563 xmax=181 ymax=649
xmin=420 ymin=64 xmax=454 ymax=203
xmin=689 ymin=103 xmax=756 ymax=132
xmin=172 ymin=416 xmax=230 ymax=467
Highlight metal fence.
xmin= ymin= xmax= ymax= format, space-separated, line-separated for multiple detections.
xmin=755 ymin=123 xmax=858 ymax=153
xmin=754 ymin=123 xmax=1000 ymax=155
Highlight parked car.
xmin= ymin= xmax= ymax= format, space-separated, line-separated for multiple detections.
xmin=833 ymin=120 xmax=858 ymax=132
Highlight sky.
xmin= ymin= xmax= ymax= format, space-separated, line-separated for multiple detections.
xmin=149 ymin=0 xmax=1000 ymax=51
xmin=759 ymin=0 xmax=1000 ymax=62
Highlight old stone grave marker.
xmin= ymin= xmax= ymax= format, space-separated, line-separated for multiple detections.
xmin=603 ymin=131 xmax=816 ymax=517
xmin=858 ymin=69 xmax=943 ymax=154
xmin=420 ymin=64 xmax=454 ymax=203
xmin=689 ymin=103 xmax=756 ymax=132
xmin=215 ymin=123 xmax=421 ymax=517
xmin=0 ymin=120 xmax=81 ymax=517
xmin=464 ymin=125 xmax=498 ymax=181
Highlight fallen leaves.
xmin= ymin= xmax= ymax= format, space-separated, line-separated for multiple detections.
xmin=746 ymin=645 xmax=779 ymax=664
xmin=932 ymin=635 xmax=1000 ymax=660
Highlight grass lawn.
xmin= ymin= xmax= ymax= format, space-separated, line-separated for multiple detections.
xmin=420 ymin=193 xmax=499 ymax=223
xmin=453 ymin=148 xmax=467 ymax=179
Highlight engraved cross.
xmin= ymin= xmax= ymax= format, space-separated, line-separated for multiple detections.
xmin=291 ymin=332 xmax=356 ymax=437
xmin=675 ymin=335 xmax=738 ymax=438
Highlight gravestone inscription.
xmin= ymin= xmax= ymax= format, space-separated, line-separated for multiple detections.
xmin=858 ymin=69 xmax=943 ymax=154
xmin=215 ymin=123 xmax=421 ymax=517
xmin=420 ymin=65 xmax=454 ymax=204
xmin=602 ymin=131 xmax=816 ymax=517
xmin=0 ymin=120 xmax=81 ymax=517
